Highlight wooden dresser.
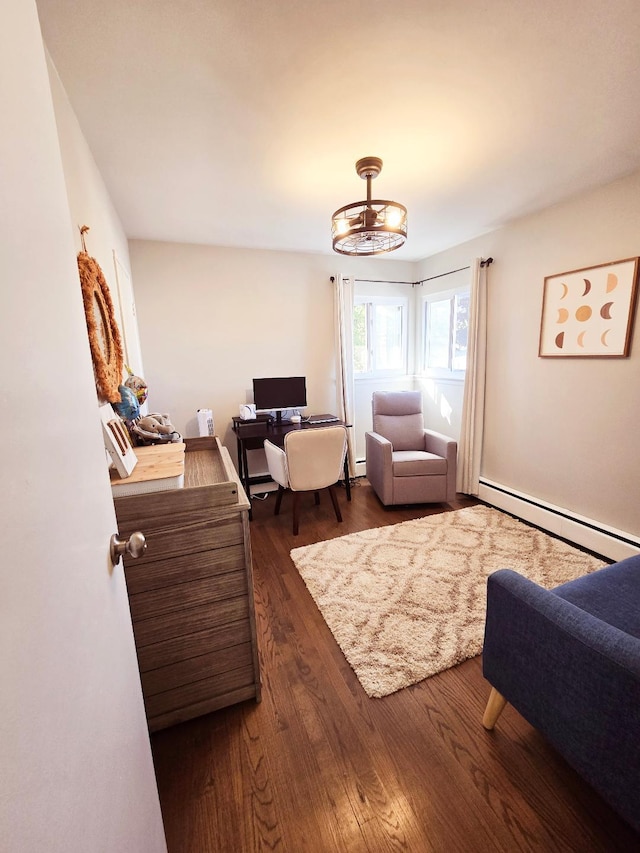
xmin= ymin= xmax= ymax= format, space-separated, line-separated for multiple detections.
xmin=112 ymin=436 xmax=261 ymax=731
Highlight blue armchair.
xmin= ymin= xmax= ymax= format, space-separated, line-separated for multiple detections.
xmin=482 ymin=553 xmax=640 ymax=833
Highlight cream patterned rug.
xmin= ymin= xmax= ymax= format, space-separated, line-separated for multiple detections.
xmin=289 ymin=505 xmax=605 ymax=698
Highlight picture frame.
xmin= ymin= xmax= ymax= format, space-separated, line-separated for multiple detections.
xmin=539 ymin=257 xmax=640 ymax=357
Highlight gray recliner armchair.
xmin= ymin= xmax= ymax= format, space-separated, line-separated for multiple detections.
xmin=365 ymin=390 xmax=457 ymax=506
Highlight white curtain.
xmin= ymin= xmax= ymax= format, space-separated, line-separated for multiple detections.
xmin=457 ymin=258 xmax=488 ymax=495
xmin=334 ymin=274 xmax=356 ymax=477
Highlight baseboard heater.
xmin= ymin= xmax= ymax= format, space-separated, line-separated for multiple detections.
xmin=478 ymin=478 xmax=640 ymax=563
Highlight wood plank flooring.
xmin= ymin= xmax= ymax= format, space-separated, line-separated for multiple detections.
xmin=150 ymin=480 xmax=639 ymax=852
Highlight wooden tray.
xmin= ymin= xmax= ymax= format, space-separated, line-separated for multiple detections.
xmin=110 ymin=442 xmax=186 ymax=485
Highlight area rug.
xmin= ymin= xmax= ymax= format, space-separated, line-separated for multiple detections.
xmin=289 ymin=505 xmax=605 ymax=698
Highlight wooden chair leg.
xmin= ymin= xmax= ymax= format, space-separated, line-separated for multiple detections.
xmin=327 ymin=484 xmax=342 ymax=522
xmin=314 ymin=490 xmax=320 ymax=505
xmin=292 ymin=492 xmax=300 ymax=536
xmin=482 ymin=687 xmax=508 ymax=730
xmin=274 ymin=485 xmax=285 ymax=516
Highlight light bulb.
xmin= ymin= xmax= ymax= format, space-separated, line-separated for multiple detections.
xmin=386 ymin=207 xmax=403 ymax=227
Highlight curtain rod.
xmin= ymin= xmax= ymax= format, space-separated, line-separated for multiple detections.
xmin=352 ymin=278 xmax=415 ymax=285
xmin=414 ymin=257 xmax=493 ymax=286
xmin=341 ymin=257 xmax=493 ymax=287
xmin=414 ymin=265 xmax=469 ymax=285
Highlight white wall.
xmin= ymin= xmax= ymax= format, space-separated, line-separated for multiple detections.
xmin=416 ymin=170 xmax=640 ymax=539
xmin=129 ymin=240 xmax=415 ymax=467
xmin=2 ymin=3 xmax=165 ymax=850
xmin=47 ymin=56 xmax=145 ymax=381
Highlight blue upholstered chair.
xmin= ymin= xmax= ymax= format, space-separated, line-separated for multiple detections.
xmin=481 ymin=553 xmax=640 ymax=832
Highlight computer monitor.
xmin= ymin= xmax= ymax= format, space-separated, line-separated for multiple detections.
xmin=252 ymin=376 xmax=307 ymax=423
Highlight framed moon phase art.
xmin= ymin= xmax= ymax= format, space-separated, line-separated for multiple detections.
xmin=539 ymin=257 xmax=640 ymax=357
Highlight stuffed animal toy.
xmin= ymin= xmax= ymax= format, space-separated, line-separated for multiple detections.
xmin=131 ymin=413 xmax=181 ymax=444
xmin=124 ymin=365 xmax=148 ymax=405
xmin=113 ymin=384 xmax=140 ymax=422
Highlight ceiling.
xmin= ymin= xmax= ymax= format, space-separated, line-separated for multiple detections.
xmin=36 ymin=0 xmax=640 ymax=262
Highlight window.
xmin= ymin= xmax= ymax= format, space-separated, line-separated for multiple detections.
xmin=423 ymin=289 xmax=469 ymax=373
xmin=354 ymin=296 xmax=408 ymax=376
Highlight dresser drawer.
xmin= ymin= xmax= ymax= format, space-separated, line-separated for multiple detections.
xmin=140 ymin=641 xmax=254 ymax=696
xmin=132 ymin=595 xmax=250 ymax=648
xmin=124 ymin=543 xmax=246 ymax=595
xmin=136 ymin=618 xmax=252 ymax=672
xmin=147 ymin=684 xmax=257 ymax=732
xmin=144 ymin=664 xmax=256 ymax=720
xmin=128 ymin=567 xmax=248 ymax=621
xmin=122 ymin=515 xmax=243 ymax=569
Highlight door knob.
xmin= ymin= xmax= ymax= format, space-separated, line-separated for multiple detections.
xmin=110 ymin=531 xmax=147 ymax=567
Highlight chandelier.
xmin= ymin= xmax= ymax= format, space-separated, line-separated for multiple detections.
xmin=331 ymin=156 xmax=407 ymax=256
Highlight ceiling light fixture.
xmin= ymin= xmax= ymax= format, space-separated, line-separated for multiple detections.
xmin=331 ymin=156 xmax=407 ymax=256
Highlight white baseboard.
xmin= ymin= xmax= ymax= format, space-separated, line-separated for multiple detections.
xmin=478 ymin=478 xmax=640 ymax=562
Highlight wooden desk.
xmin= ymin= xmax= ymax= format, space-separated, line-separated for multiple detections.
xmin=232 ymin=415 xmax=352 ymax=514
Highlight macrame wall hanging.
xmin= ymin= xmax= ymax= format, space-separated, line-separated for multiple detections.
xmin=77 ymin=224 xmax=124 ymax=402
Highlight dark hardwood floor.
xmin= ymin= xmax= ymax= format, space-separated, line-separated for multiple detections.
xmin=151 ymin=480 xmax=639 ymax=852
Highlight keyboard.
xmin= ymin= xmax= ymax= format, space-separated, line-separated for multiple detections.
xmin=308 ymin=415 xmax=340 ymax=424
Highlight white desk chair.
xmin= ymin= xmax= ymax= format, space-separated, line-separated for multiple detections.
xmin=264 ymin=425 xmax=347 ymax=535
